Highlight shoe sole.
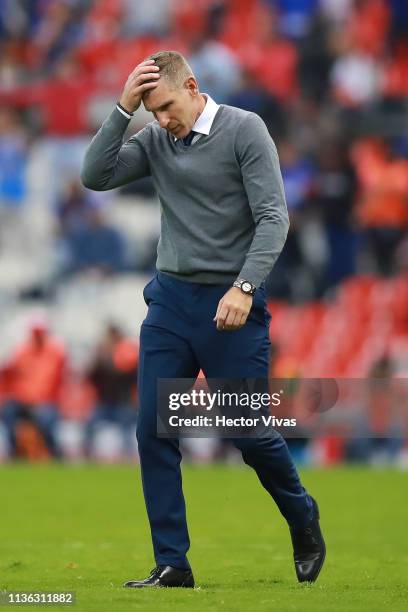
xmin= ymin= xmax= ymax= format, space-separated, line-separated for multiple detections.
xmin=123 ymin=583 xmax=194 ymax=588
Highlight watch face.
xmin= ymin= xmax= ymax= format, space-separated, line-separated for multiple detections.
xmin=242 ymin=281 xmax=252 ymax=293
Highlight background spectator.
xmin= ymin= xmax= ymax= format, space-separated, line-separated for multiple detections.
xmin=60 ymin=203 xmax=126 ymax=278
xmin=84 ymin=323 xmax=138 ymax=458
xmin=1 ymin=316 xmax=66 ymax=458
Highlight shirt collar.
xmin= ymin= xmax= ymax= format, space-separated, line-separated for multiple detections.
xmin=174 ymin=94 xmax=219 ymax=141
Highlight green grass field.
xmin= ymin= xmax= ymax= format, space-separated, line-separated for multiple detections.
xmin=1 ymin=464 xmax=407 ymax=611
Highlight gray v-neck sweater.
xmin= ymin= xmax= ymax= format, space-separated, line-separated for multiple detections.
xmin=81 ymin=104 xmax=289 ymax=287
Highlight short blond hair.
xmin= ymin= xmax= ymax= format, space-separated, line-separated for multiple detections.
xmin=145 ymin=50 xmax=194 ymax=89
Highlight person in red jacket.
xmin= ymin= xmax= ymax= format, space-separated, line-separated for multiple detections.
xmin=1 ymin=316 xmax=66 ymax=458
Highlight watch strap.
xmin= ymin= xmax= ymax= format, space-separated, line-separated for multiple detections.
xmin=233 ymin=278 xmax=256 ymax=295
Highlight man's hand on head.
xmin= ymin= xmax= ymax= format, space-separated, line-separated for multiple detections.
xmin=119 ymin=60 xmax=160 ymax=114
xmin=213 ymin=287 xmax=253 ymax=331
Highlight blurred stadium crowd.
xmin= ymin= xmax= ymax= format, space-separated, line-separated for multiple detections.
xmin=0 ymin=0 xmax=407 ymax=463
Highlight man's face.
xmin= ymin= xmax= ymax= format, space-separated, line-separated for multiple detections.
xmin=143 ymin=77 xmax=198 ymax=139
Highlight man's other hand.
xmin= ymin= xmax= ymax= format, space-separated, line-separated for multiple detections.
xmin=119 ymin=60 xmax=160 ymax=114
xmin=213 ymin=287 xmax=253 ymax=331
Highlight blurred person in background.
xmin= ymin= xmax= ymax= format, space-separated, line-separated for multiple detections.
xmin=234 ymin=2 xmax=299 ymax=105
xmin=0 ymin=106 xmax=28 ymax=250
xmin=266 ymin=0 xmax=319 ymax=40
xmin=279 ymin=140 xmax=316 ymax=214
xmin=330 ymin=38 xmax=382 ymax=109
xmin=296 ymin=9 xmax=333 ymax=101
xmin=56 ymin=178 xmax=99 ymax=235
xmin=1 ymin=316 xmax=66 ymax=459
xmin=265 ymin=139 xmax=316 ymax=300
xmin=187 ymin=31 xmax=241 ymax=102
xmin=285 ymin=96 xmax=336 ymax=157
xmin=381 ymin=38 xmax=408 ymax=107
xmin=353 ymin=138 xmax=408 ymax=275
xmin=0 ymin=54 xmax=95 ymax=199
xmin=0 ymin=107 xmax=28 ymax=204
xmin=313 ymin=144 xmax=358 ymax=293
xmin=29 ymin=0 xmax=87 ymax=70
xmin=227 ymin=67 xmax=285 ymax=139
xmin=59 ymin=201 xmax=126 ymax=278
xmin=329 ymin=0 xmax=389 ymax=107
xmin=84 ymin=323 xmax=138 ymax=459
xmin=345 ymin=355 xmax=406 ymax=464
xmin=120 ymin=0 xmax=171 ymax=38
xmin=0 ymin=24 xmax=30 ymax=90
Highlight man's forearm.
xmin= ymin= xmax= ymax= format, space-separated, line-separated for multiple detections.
xmin=80 ymin=106 xmax=150 ymax=191
xmin=239 ymin=208 xmax=290 ymax=288
xmin=237 ymin=113 xmax=290 ymax=287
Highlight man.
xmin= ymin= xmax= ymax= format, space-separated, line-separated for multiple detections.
xmin=81 ymin=51 xmax=325 ymax=588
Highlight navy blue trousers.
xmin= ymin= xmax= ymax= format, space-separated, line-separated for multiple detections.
xmin=137 ymin=272 xmax=313 ymax=570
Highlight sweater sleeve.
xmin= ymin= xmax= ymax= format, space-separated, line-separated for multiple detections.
xmin=235 ymin=112 xmax=289 ymax=287
xmin=80 ymin=106 xmax=151 ymax=191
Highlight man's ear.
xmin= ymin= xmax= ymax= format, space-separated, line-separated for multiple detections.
xmin=185 ymin=76 xmax=199 ymax=96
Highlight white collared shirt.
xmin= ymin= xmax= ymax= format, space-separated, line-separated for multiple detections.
xmin=174 ymin=93 xmax=219 ymax=143
xmin=116 ymin=94 xmax=220 ymax=144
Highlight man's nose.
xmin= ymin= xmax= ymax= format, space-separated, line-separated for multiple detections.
xmin=157 ymin=113 xmax=169 ymax=129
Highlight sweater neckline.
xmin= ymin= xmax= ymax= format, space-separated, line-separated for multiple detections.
xmin=168 ymin=105 xmax=225 ymax=152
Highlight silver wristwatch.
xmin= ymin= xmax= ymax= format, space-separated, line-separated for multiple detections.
xmin=233 ymin=278 xmax=256 ymax=296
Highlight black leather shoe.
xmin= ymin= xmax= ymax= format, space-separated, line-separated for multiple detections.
xmin=290 ymin=496 xmax=326 ymax=583
xmin=123 ymin=565 xmax=195 ymax=588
